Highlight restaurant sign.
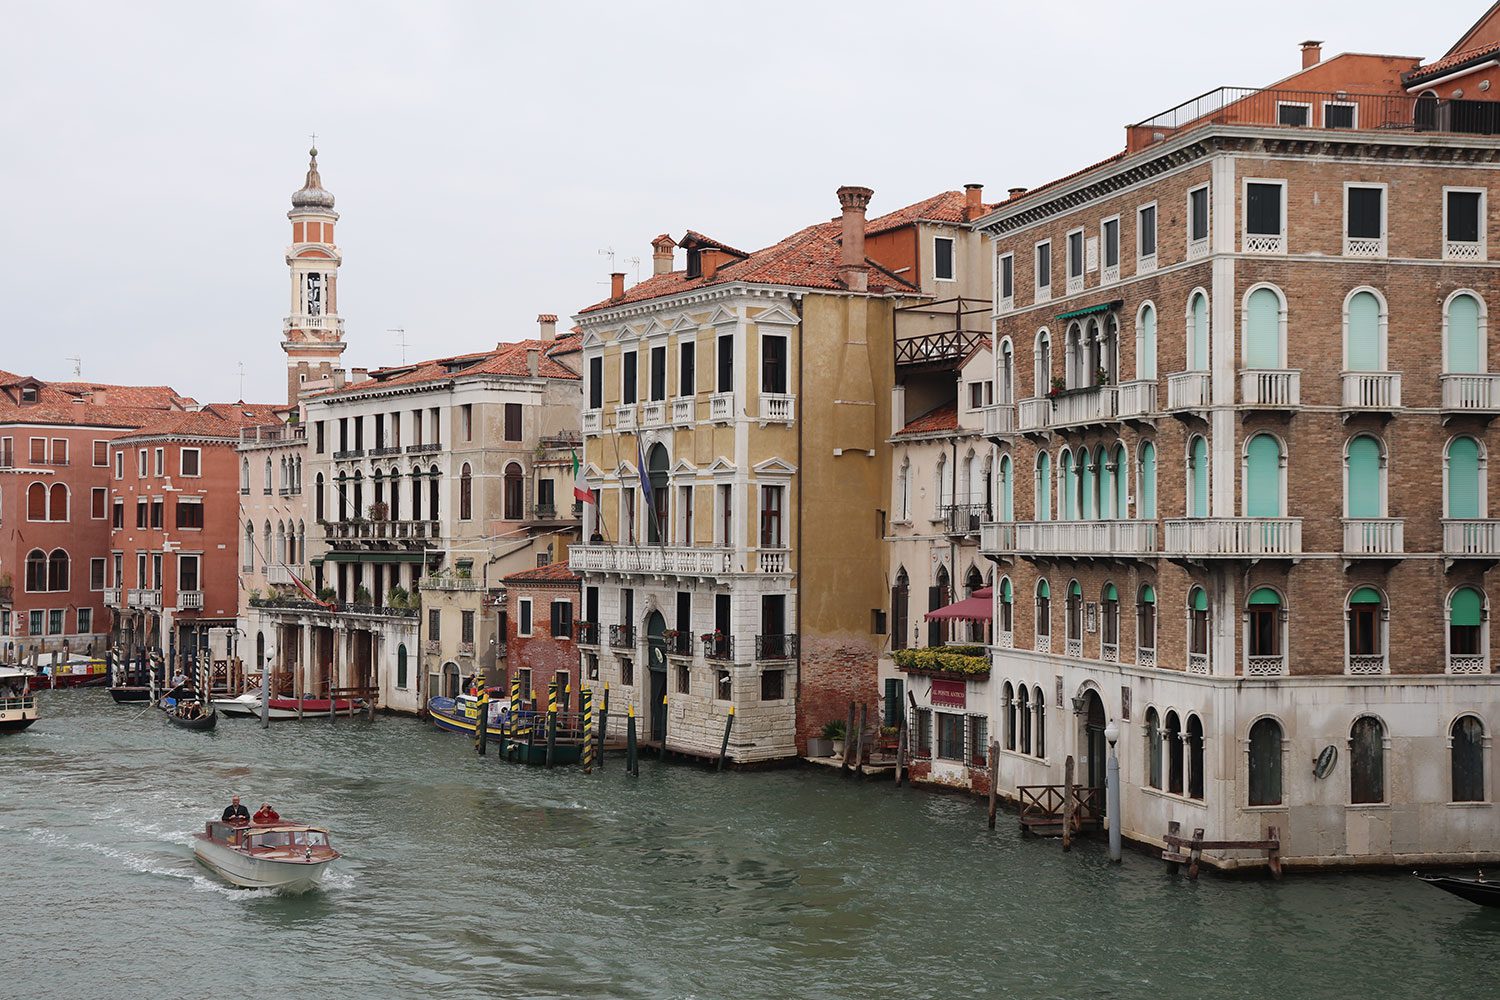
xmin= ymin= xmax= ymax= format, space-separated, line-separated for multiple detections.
xmin=931 ymin=678 xmax=966 ymax=710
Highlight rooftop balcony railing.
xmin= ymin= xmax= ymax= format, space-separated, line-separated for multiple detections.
xmin=1163 ymin=517 xmax=1302 ymax=557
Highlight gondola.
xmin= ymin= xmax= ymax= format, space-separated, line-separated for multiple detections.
xmin=165 ymin=703 xmax=217 ymax=731
xmin=1416 ymin=872 xmax=1500 ymax=907
xmin=109 ymin=685 xmax=154 ymax=704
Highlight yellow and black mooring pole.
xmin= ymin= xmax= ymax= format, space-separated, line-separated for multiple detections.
xmin=581 ymin=687 xmax=595 ymax=773
xmin=626 ymin=702 xmax=638 ymax=776
xmin=544 ymin=680 xmax=559 ymax=768
xmin=717 ymin=705 xmax=735 ymax=771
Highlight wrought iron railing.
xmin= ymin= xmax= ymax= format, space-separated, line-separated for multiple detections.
xmin=609 ymin=624 xmax=635 ymax=649
xmin=575 ymin=621 xmax=600 ymax=645
xmin=755 ymin=634 xmax=798 ymax=660
xmin=702 ymin=634 xmax=734 ymax=661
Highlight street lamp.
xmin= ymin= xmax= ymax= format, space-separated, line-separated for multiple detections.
xmin=1103 ymin=720 xmax=1121 ymax=863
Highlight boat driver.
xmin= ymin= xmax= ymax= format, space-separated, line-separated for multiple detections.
xmin=221 ymin=795 xmax=250 ymax=823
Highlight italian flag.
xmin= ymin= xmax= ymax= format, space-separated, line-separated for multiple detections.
xmin=572 ymin=451 xmax=592 ymax=505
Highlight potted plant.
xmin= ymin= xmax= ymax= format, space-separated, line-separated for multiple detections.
xmin=388 ymin=585 xmax=409 ymax=609
xmin=317 ymin=586 xmax=337 ymax=604
xmin=822 ymin=719 xmax=847 ymax=759
xmin=1094 ymin=366 xmax=1110 ymax=387
xmin=353 ymin=585 xmax=373 ymax=606
xmin=368 ymin=501 xmax=389 ymax=521
xmin=1048 ymin=375 xmax=1066 ymax=400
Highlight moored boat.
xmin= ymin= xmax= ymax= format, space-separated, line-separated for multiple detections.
xmin=29 ymin=654 xmax=110 ymax=689
xmin=192 ymin=817 xmax=340 ymax=891
xmin=429 ymin=695 xmax=584 ymax=763
xmin=0 ymin=667 xmax=40 ymax=734
xmin=212 ymin=693 xmax=363 ymax=720
xmin=427 ymin=694 xmax=492 ymax=735
xmin=1417 ymin=872 xmax=1500 ymax=907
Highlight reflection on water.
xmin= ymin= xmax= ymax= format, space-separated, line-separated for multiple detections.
xmin=3 ymin=689 xmax=1497 ymax=1000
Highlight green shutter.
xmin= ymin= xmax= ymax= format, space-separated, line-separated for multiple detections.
xmin=1451 ymin=587 xmax=1484 ymax=626
xmin=1141 ymin=585 xmax=1156 ymax=604
xmin=1191 ymin=587 xmax=1208 ymax=611
xmin=1098 ymin=448 xmax=1114 ymax=519
xmin=1190 ymin=294 xmax=1209 ymax=371
xmin=1448 ymin=293 xmax=1483 ymax=374
xmin=1140 ymin=305 xmax=1157 ymax=378
xmin=1346 ymin=436 xmax=1382 ymax=518
xmin=1104 ymin=583 xmax=1119 ymax=601
xmin=1350 ymin=586 xmax=1382 ymax=605
xmin=1069 ymin=580 xmax=1082 ymax=598
xmin=1246 ymin=288 xmax=1282 ymax=368
xmin=1448 ymin=436 xmax=1482 ymax=518
xmin=1062 ymin=452 xmax=1075 ymax=521
xmin=1249 ymin=587 xmax=1281 ymax=606
xmin=1346 ymin=291 xmax=1381 ymax=371
xmin=1000 ymin=578 xmax=1012 ymax=602
xmin=1140 ymin=442 xmax=1157 ymax=519
xmin=1038 ymin=579 xmax=1051 ymax=599
xmin=1245 ymin=434 xmax=1282 ymax=518
xmin=1115 ymin=445 xmax=1129 ymax=517
xmin=1189 ymin=437 xmax=1209 ymax=517
xmin=1080 ymin=453 xmax=1095 ymax=519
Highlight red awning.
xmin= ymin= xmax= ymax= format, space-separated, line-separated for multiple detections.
xmin=924 ymin=587 xmax=992 ymax=622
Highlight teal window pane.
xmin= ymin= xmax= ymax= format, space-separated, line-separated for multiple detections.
xmin=1190 ymin=294 xmax=1209 ymax=371
xmin=1189 ymin=437 xmax=1209 ymax=517
xmin=1245 ymin=434 xmax=1282 ymax=517
xmin=1245 ymin=288 xmax=1282 ymax=369
xmin=1447 ymin=294 xmax=1483 ymax=374
xmin=1345 ymin=436 xmax=1382 ymax=518
xmin=1140 ymin=305 xmax=1157 ymax=379
xmin=1140 ymin=443 xmax=1157 ymax=519
xmin=1451 ymin=587 xmax=1483 ymax=627
xmin=1448 ymin=436 xmax=1482 ymax=518
xmin=1346 ymin=291 xmax=1381 ymax=371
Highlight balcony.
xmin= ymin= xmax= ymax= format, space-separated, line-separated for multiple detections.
xmin=661 ymin=630 xmax=693 ymax=657
xmin=755 ymin=633 xmax=798 ymax=661
xmin=324 ymin=519 xmax=442 ymax=549
xmin=127 ymin=588 xmax=162 ymax=609
xmin=575 ymin=621 xmax=600 ymax=646
xmin=1344 ymin=236 xmax=1386 ymax=258
xmin=1240 ymin=369 xmax=1300 ymax=408
xmin=1441 ymin=373 xmax=1500 ymax=414
xmin=1346 ymin=654 xmax=1388 ymax=675
xmin=1163 ymin=518 xmax=1302 ymax=558
xmin=940 ymin=503 xmax=989 ymax=537
xmin=757 ymin=548 xmax=790 ymax=574
xmin=702 ymin=634 xmax=735 ymax=662
xmin=571 ymin=544 xmax=735 ymax=578
xmin=640 ymin=401 xmax=667 ymax=427
xmin=457 ymin=642 xmax=475 ymax=658
xmin=103 ymin=587 xmax=122 ymax=608
xmin=609 ymin=624 xmax=636 ymax=650
xmin=178 ymin=591 xmax=204 ymax=611
xmin=1343 ymin=518 xmax=1405 ymax=559
xmin=1449 ymin=653 xmax=1489 ymax=675
xmin=671 ymin=397 xmax=694 ymax=425
xmin=1444 ymin=519 xmax=1500 ymax=563
xmin=1187 ymin=653 xmax=1210 ymax=675
xmin=1012 ymin=520 xmax=1158 ymax=559
xmin=420 ymin=575 xmax=483 ymax=593
xmin=1243 ymin=233 xmax=1286 ymax=255
xmin=709 ymin=392 xmax=734 ymax=422
xmin=980 ymin=521 xmax=1016 ymax=557
xmin=1115 ymin=379 xmax=1157 ymax=419
xmin=529 ymin=503 xmax=577 ymax=524
xmin=981 ymin=403 xmax=1015 ymax=439
xmin=266 ymin=565 xmax=297 ymax=586
xmin=1246 ymin=654 xmax=1286 ymax=677
xmin=284 ymin=314 xmax=344 ymax=336
xmin=1165 ymin=372 xmax=1211 ymax=411
xmin=759 ymin=393 xmax=795 ymax=424
xmin=333 ymin=449 xmax=365 ymax=461
xmin=614 ymin=405 xmax=637 ymax=431
xmin=370 ymin=445 xmax=403 ymax=458
xmin=1018 ymin=385 xmax=1118 ymax=432
xmin=583 ymin=409 xmax=603 ymax=434
xmin=405 ymin=443 xmax=441 ymax=455
xmin=1341 ymin=372 xmax=1401 ymax=412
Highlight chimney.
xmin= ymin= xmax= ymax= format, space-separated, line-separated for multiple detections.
xmin=537 ymin=313 xmax=557 ymax=341
xmin=1300 ymin=40 xmax=1322 ymax=69
xmin=651 ymin=234 xmax=677 ymax=275
xmin=526 ymin=348 xmax=540 ymax=377
xmin=837 ymin=185 xmax=874 ymax=293
xmin=90 ymin=388 xmax=108 ymax=406
xmin=963 ymin=183 xmax=984 ymax=221
xmin=700 ymin=248 xmax=726 ymax=281
xmin=610 ymin=271 xmax=625 ymax=300
xmin=351 ymin=367 xmax=369 ymax=384
xmin=1008 ymin=186 xmax=1028 ymax=200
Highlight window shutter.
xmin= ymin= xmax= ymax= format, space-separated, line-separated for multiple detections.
xmin=1451 ymin=587 xmax=1484 ymax=626
xmin=1245 ymin=288 xmax=1281 ymax=368
xmin=1347 ymin=188 xmax=1383 ymax=238
xmin=1189 ymin=438 xmax=1209 ymax=517
xmin=1190 ymin=295 xmax=1209 ymax=371
xmin=1346 ymin=292 xmax=1382 ymax=371
xmin=1191 ymin=588 xmax=1208 ymax=612
xmin=1446 ymin=294 xmax=1483 ymax=374
xmin=1447 ymin=436 xmax=1482 ymax=518
xmin=1345 ymin=436 xmax=1382 ymax=518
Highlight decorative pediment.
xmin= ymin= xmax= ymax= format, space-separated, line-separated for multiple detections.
xmin=749 ymin=304 xmax=799 ymax=328
xmin=668 ymin=314 xmax=700 ymax=336
xmin=641 ymin=318 xmax=669 ymax=341
xmin=616 ymin=323 xmax=643 ymax=343
xmin=706 ymin=457 xmax=737 ymax=476
xmin=753 ymin=457 xmax=797 ymax=476
xmin=707 ymin=304 xmax=739 ymax=328
xmin=670 ymin=457 xmax=698 ymax=475
xmin=580 ymin=329 xmax=606 ymax=349
xmin=615 ymin=461 xmax=638 ymax=478
xmin=583 ymin=462 xmax=605 ymax=478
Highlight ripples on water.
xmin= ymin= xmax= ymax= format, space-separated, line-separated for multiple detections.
xmin=3 ymin=691 xmax=1495 ymax=1000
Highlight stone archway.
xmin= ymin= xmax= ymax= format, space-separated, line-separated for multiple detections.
xmin=646 ymin=610 xmax=667 ymax=740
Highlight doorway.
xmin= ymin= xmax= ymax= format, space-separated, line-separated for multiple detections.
xmin=646 ymin=610 xmax=667 ymax=740
xmin=1081 ymin=689 xmax=1107 ymax=808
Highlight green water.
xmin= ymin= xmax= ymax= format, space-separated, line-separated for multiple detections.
xmin=2 ymin=690 xmax=1494 ymax=1000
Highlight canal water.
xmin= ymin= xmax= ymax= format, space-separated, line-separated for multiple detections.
xmin=3 ymin=691 xmax=1494 ymax=1000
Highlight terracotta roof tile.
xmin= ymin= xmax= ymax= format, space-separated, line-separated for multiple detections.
xmin=120 ymin=402 xmax=281 ymax=439
xmin=865 ymin=190 xmax=997 ymax=236
xmin=1405 ymin=40 xmax=1500 ymax=83
xmin=894 ymin=401 xmax=959 ymax=437
xmin=0 ymin=372 xmax=194 ymax=428
xmin=321 ymin=339 xmax=581 ymax=398
xmin=504 ymin=562 xmax=581 ymax=584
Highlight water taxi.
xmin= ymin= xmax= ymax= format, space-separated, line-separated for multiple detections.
xmin=192 ymin=818 xmax=340 ymax=891
xmin=212 ymin=693 xmax=363 ymax=719
xmin=0 ymin=667 xmax=39 ymax=734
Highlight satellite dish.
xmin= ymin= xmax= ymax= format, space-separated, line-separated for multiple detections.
xmin=1313 ymin=744 xmax=1338 ymax=779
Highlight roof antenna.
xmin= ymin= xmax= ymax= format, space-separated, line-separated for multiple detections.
xmin=237 ymin=362 xmax=245 ymax=399
xmin=597 ymin=246 xmax=617 ymax=271
xmin=389 ymin=328 xmax=408 ymax=364
xmin=626 ymin=256 xmax=642 ymax=283
xmin=65 ymin=355 xmax=81 ymax=378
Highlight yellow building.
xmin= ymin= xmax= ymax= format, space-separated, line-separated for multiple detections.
xmin=571 ymin=184 xmax=995 ymax=761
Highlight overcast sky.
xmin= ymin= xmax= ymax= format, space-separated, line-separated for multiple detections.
xmin=0 ymin=1 xmax=1474 ymax=403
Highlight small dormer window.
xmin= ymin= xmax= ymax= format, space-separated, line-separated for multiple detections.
xmin=685 ymin=248 xmax=702 ymax=279
xmin=20 ymin=386 xmax=38 ymax=404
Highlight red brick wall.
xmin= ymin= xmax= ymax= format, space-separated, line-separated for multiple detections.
xmin=503 ymin=581 xmax=582 ymax=709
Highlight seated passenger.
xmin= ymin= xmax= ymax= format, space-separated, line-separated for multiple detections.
xmin=253 ymin=803 xmax=281 ymax=824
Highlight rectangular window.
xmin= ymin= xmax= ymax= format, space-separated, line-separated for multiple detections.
xmin=180 ymin=448 xmax=201 ymax=477
xmin=1347 ymin=185 xmax=1384 ymax=238
xmin=176 ymin=500 xmax=203 ymax=529
xmin=588 ymin=355 xmax=603 ymax=410
xmin=315 ymin=421 xmax=326 ymax=454
xmin=717 ymin=334 xmax=734 ymax=393
xmin=759 ymin=485 xmax=784 ymax=547
xmin=29 ymin=437 xmax=46 ymax=464
xmin=1066 ymin=229 xmax=1084 ymax=279
xmin=89 ymin=558 xmax=106 ymax=590
xmin=1189 ymin=186 xmax=1210 ymax=242
xmin=503 ymin=402 xmax=522 ymax=441
xmin=427 ymin=608 xmax=441 ymax=641
xmin=970 ymin=382 xmax=984 ymax=409
xmin=761 ymin=335 xmax=788 ymax=394
xmin=29 ymin=610 xmax=43 ymax=637
xmin=153 ymin=448 xmax=164 ymax=476
xmin=1138 ymin=203 xmax=1157 ymax=259
xmin=676 ymin=663 xmax=691 ymax=695
xmin=914 ymin=708 xmax=932 ymax=758
xmin=114 ymin=450 xmax=123 ymax=479
xmin=178 ymin=554 xmax=200 ymax=592
xmin=461 ymin=404 xmax=473 ymax=441
xmin=717 ymin=483 xmax=732 ymax=545
xmin=999 ymin=254 xmax=1014 ymax=302
xmin=679 ymin=341 xmax=696 ymax=396
xmin=1276 ymin=102 xmax=1311 ymax=126
xmin=678 ymin=484 xmax=694 ymax=545
xmin=1101 ymin=217 xmax=1120 ymax=269
xmin=137 ymin=448 xmax=147 ymax=477
xmin=413 ymin=410 xmax=423 ymax=445
xmin=90 ymin=487 xmax=107 ymax=519
xmin=551 ymin=600 xmax=573 ymax=639
xmin=1246 ymin=181 xmax=1284 ymax=235
xmin=150 ymin=498 xmax=163 ymax=529
xmin=968 ymin=715 xmax=990 ymax=767
xmin=52 ymin=438 xmax=68 ymax=465
xmin=622 ymin=351 xmax=638 ymax=404
xmin=77 ymin=607 xmax=92 ymax=634
xmin=112 ymin=501 xmax=123 ymax=529
xmin=934 ymin=236 xmax=955 ymax=281
xmin=92 ymin=440 xmax=108 ymax=467
xmin=135 ymin=500 xmax=148 ymax=528
xmin=1323 ymin=101 xmax=1356 ymax=129
xmin=1446 ymin=189 xmax=1484 ymax=246
xmin=649 ymin=345 xmax=667 ymax=401
xmin=760 ymin=668 xmax=785 ymax=700
xmin=519 ymin=598 xmax=533 ymax=637
xmin=462 ymin=610 xmax=475 ymax=644
xmin=49 ymin=609 xmax=64 ymax=635
xmin=1035 ymin=240 xmax=1051 ymax=293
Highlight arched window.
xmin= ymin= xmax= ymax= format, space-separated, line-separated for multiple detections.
xmin=1101 ymin=583 xmax=1119 ymax=659
xmin=1097 ymin=444 xmax=1113 ymax=520
xmin=1244 ymin=433 xmax=1284 ymax=517
xmin=263 ymin=458 xmax=272 ymax=494
xmin=24 ymin=548 xmax=46 ymax=592
xmin=1000 ymin=339 xmax=1015 ymax=404
xmin=1187 ymin=436 xmax=1209 ymax=517
xmin=1246 ymin=587 xmax=1283 ymax=672
xmin=1138 ymin=441 xmax=1157 ymax=519
xmin=503 ymin=462 xmax=524 ymax=521
xmin=26 ymin=482 xmax=45 ymax=520
xmin=1033 ymin=686 xmax=1046 ymax=758
xmin=1187 ymin=714 xmax=1205 ymax=800
xmin=48 ymin=549 xmax=69 ymax=592
xmin=388 ymin=468 xmax=401 ymax=521
xmin=1345 ymin=435 xmax=1385 ymax=518
xmin=1035 ymin=579 xmax=1051 ymax=648
xmin=1145 ymin=707 xmax=1163 ymax=789
xmin=1137 ymin=585 xmax=1157 ymax=664
xmin=241 ymin=457 xmax=250 ymax=493
xmin=997 ymin=577 xmax=1014 ymax=638
xmin=1034 ymin=452 xmax=1051 ymax=520
xmin=263 ymin=522 xmax=271 ymax=573
xmin=1445 ymin=436 xmax=1484 ymax=518
xmin=1102 ymin=314 xmax=1120 ymax=384
xmin=1060 ymin=449 xmax=1075 ymax=521
xmin=647 ymin=445 xmax=669 ymax=543
xmin=48 ymin=483 xmax=67 ymax=521
xmin=1347 ymin=587 xmax=1386 ymax=673
xmin=297 ymin=521 xmax=306 ymax=565
xmin=459 ymin=463 xmax=473 ymax=521
xmin=928 ymin=565 xmax=950 ymax=647
xmin=1137 ymin=302 xmax=1157 ymax=380
xmin=1065 ymin=322 xmax=1084 ymax=388
xmin=428 ymin=464 xmax=440 ymax=520
xmin=1065 ymin=580 xmax=1083 ymax=653
xmin=410 ymin=466 xmax=423 ymax=521
xmin=1244 ymin=285 xmax=1285 ymax=369
xmin=998 ymin=454 xmax=1013 ymax=521
xmin=1188 ymin=291 xmax=1209 ymax=371
xmin=1035 ymin=329 xmax=1052 ymax=396
xmin=1448 ymin=586 xmax=1487 ymax=672
xmin=1452 ymin=715 xmax=1486 ymax=803
xmin=314 ymin=473 xmax=325 ymax=522
xmin=1344 ymin=289 xmax=1385 ymax=371
xmin=1165 ymin=710 xmax=1184 ymax=794
xmin=1350 ymin=716 xmax=1386 ymax=804
xmin=397 ymin=644 xmax=409 ymax=689
xmin=1188 ymin=587 xmax=1209 ymax=671
xmin=1445 ymin=291 xmax=1485 ymax=374
xmin=1003 ymin=681 xmax=1016 ymax=751
xmin=935 ymin=454 xmax=952 ymax=514
xmin=372 ymin=469 xmax=385 ymax=509
xmin=892 ymin=567 xmax=910 ymax=651
xmin=244 ymin=522 xmax=255 ymax=572
xmin=336 ymin=472 xmax=348 ymax=521
xmin=1113 ymin=442 xmax=1129 ymax=517
xmin=275 ymin=522 xmax=286 ymax=564
xmin=896 ymin=458 xmax=910 ymax=521
xmin=1248 ymin=717 xmax=1284 ymax=806
xmin=1018 ymin=685 xmax=1032 ymax=754
xmin=1079 ymin=448 xmax=1095 ymax=519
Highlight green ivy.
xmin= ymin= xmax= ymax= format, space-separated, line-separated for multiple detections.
xmin=893 ymin=647 xmax=990 ymax=676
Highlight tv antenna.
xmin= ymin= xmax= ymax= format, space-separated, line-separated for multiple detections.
xmin=626 ymin=256 xmax=642 ymax=283
xmin=66 ymin=355 xmax=81 ymax=378
xmin=597 ymin=246 xmax=617 ymax=271
xmin=390 ymin=328 xmax=409 ymax=363
xmin=237 ymin=362 xmax=246 ymax=399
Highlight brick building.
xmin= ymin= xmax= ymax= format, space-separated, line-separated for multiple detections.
xmin=500 ymin=562 xmax=582 ymax=713
xmin=894 ymin=19 xmax=1500 ymax=867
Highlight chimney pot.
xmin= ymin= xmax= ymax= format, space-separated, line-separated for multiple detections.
xmin=610 ymin=271 xmax=626 ymax=300
xmin=537 ymin=313 xmax=557 ymax=341
xmin=526 ymin=348 xmax=540 ymax=377
xmin=1008 ymin=186 xmax=1028 ymax=199
xmin=836 ymin=185 xmax=874 ymax=293
xmin=1300 ymin=39 xmax=1322 ymax=69
xmin=351 ymin=367 xmax=369 ymax=384
xmin=963 ymin=183 xmax=984 ymax=220
xmin=650 ymin=234 xmax=677 ymax=276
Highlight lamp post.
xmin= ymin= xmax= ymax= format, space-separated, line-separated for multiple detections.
xmin=1104 ymin=720 xmax=1121 ymax=863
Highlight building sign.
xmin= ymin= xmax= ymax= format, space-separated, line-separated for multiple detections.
xmin=931 ymin=678 xmax=966 ymax=710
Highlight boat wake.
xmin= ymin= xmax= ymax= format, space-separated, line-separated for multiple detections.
xmin=24 ymin=826 xmax=277 ymax=898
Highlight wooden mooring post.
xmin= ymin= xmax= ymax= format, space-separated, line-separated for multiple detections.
xmin=1162 ymin=823 xmax=1281 ymax=880
xmin=839 ymin=701 xmax=857 ymax=774
xmin=987 ymin=740 xmax=999 ymax=829
xmin=716 ymin=705 xmax=735 ymax=772
xmin=1061 ymin=755 xmax=1075 ymax=852
xmin=597 ymin=683 xmax=610 ymax=769
xmin=851 ymin=703 xmax=868 ymax=778
xmin=475 ymin=693 xmax=488 ymax=756
xmin=626 ymin=703 xmax=638 ymax=776
xmin=893 ymin=722 xmax=907 ymax=787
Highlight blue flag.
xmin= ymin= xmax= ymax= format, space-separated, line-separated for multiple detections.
xmin=637 ymin=434 xmax=655 ymax=539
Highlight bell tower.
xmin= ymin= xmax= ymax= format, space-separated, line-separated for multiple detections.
xmin=282 ymin=144 xmax=348 ymax=405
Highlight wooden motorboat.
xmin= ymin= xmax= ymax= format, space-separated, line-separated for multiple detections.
xmin=0 ymin=667 xmax=39 ymax=734
xmin=193 ymin=818 xmax=340 ymax=891
xmin=1417 ymin=872 xmax=1500 ymax=907
xmin=212 ymin=693 xmax=363 ymax=720
xmin=165 ymin=702 xmax=217 ymax=731
xmin=427 ymin=694 xmax=492 ymax=736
